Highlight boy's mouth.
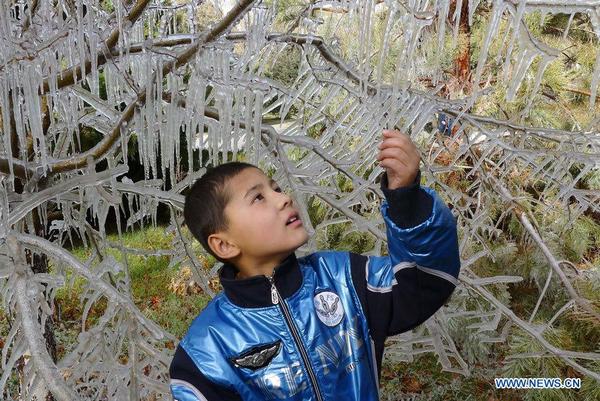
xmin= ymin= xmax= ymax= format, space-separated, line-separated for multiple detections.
xmin=285 ymin=213 xmax=301 ymax=226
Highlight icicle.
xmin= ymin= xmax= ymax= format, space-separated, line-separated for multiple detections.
xmin=184 ymin=68 xmax=196 ymax=173
xmin=501 ymin=0 xmax=526 ymax=82
xmin=155 ymin=56 xmax=164 ymax=181
xmin=10 ymin=72 xmax=27 ymax=160
xmin=473 ymin=0 xmax=504 ymax=90
xmin=210 ymin=113 xmax=219 ymax=167
xmin=196 ymin=72 xmax=207 ymax=160
xmin=116 ymin=0 xmax=124 ymax=56
xmin=87 ymin=3 xmax=99 ymax=97
xmin=468 ymin=0 xmax=481 ymax=27
xmin=221 ymin=52 xmax=233 ymax=159
xmin=434 ymin=0 xmax=449 ymax=86
xmin=521 ymin=55 xmax=554 ymax=116
xmin=563 ymin=13 xmax=575 ymax=40
xmin=144 ymin=51 xmax=154 ymax=179
xmin=252 ymin=91 xmax=264 ymax=166
xmin=223 ymin=92 xmax=233 ymax=159
xmin=452 ymin=0 xmax=463 ymax=48
xmin=76 ymin=0 xmax=86 ymax=87
xmin=231 ymin=88 xmax=242 ymax=160
xmin=0 ymin=79 xmax=15 ymax=187
xmin=23 ymin=65 xmax=48 ymax=174
xmin=360 ymin=0 xmax=374 ymax=85
xmin=506 ymin=48 xmax=537 ymax=102
xmin=244 ymin=90 xmax=254 ymax=158
xmin=170 ymin=75 xmax=180 ymax=187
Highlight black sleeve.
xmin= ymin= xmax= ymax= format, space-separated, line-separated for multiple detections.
xmin=169 ymin=344 xmax=242 ymax=401
xmin=349 ymin=169 xmax=458 ymax=381
xmin=379 ymin=169 xmax=433 ymax=229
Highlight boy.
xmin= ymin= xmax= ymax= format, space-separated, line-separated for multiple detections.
xmin=169 ymin=129 xmax=461 ymax=401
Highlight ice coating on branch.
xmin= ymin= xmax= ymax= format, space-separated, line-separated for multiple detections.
xmin=1 ymin=0 xmax=600 ymax=399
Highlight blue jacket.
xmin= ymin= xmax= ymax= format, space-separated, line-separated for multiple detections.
xmin=169 ymin=171 xmax=461 ymax=400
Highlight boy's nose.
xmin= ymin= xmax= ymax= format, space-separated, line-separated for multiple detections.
xmin=279 ymin=191 xmax=293 ymax=207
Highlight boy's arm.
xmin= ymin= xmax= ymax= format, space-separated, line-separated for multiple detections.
xmin=169 ymin=344 xmax=242 ymax=401
xmin=349 ymin=170 xmax=461 ymax=374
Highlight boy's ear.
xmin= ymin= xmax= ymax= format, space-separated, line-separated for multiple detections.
xmin=207 ymin=233 xmax=240 ymax=260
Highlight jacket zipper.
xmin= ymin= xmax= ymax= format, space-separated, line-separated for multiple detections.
xmin=268 ymin=275 xmax=324 ymax=401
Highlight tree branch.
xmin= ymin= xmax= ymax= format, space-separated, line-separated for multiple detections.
xmin=0 ymin=158 xmax=35 ymax=180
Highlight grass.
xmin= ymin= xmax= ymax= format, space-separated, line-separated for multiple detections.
xmin=379 ymin=349 xmax=522 ymax=401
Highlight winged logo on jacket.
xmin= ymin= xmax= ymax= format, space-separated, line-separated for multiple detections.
xmin=230 ymin=340 xmax=282 ymax=370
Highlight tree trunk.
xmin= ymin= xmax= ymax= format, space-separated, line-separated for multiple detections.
xmin=449 ymin=0 xmax=471 ymax=93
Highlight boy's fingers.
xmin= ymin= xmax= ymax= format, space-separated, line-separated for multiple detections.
xmin=378 ymin=137 xmax=414 ymax=151
xmin=379 ymin=152 xmax=410 ymax=166
xmin=380 ymin=157 xmax=409 ymax=171
xmin=382 ymin=129 xmax=410 ymax=139
xmin=377 ymin=146 xmax=411 ymax=162
xmin=382 ymin=129 xmax=405 ymax=135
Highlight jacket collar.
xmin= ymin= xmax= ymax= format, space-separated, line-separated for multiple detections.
xmin=218 ymin=252 xmax=303 ymax=308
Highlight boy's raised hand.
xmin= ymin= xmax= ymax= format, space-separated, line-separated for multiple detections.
xmin=376 ymin=129 xmax=421 ymax=190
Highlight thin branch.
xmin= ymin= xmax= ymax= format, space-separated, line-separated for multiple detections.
xmin=496 ymin=179 xmax=600 ymax=323
xmin=8 ymin=165 xmax=129 ymax=226
xmin=458 ymin=116 xmax=600 ymax=323
xmin=563 ymin=85 xmax=600 ymax=100
xmin=113 ymin=181 xmax=184 ymax=209
xmin=528 ymin=268 xmax=552 ymax=323
xmin=15 ymin=275 xmax=80 ymax=401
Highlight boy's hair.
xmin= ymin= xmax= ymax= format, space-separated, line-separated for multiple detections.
xmin=183 ymin=161 xmax=258 ymax=264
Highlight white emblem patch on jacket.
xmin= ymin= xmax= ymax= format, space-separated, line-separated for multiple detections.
xmin=314 ymin=290 xmax=344 ymax=326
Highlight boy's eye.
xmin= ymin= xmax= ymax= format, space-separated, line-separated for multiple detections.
xmin=252 ymin=187 xmax=281 ymax=203
xmin=252 ymin=187 xmax=282 ymax=203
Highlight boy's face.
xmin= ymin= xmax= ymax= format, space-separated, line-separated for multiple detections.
xmin=208 ymin=167 xmax=309 ymax=274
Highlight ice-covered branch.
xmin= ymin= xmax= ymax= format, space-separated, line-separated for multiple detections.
xmin=461 ymin=269 xmax=600 ymax=382
xmin=0 ymin=157 xmax=36 ymax=179
xmin=13 ymin=232 xmax=174 ymax=342
xmin=6 ymin=236 xmax=81 ymax=401
xmin=41 ymin=0 xmax=153 ymax=93
xmin=46 ymin=0 xmax=257 ymax=174
xmin=9 ymin=165 xmax=128 ymax=226
xmin=493 ymin=178 xmax=600 ymax=322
